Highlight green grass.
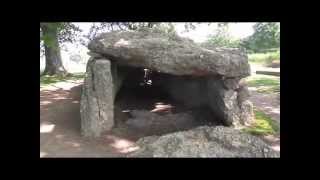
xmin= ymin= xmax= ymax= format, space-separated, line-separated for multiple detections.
xmin=40 ymin=72 xmax=85 ymax=86
xmin=246 ymin=74 xmax=280 ymax=94
xmin=243 ymin=109 xmax=279 ymax=135
xmin=248 ymin=51 xmax=280 ymax=66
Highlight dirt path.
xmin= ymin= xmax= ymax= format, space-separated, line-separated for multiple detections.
xmin=248 ymin=89 xmax=280 ymax=152
xmin=249 ymin=90 xmax=280 ymax=124
xmin=40 ymin=80 xmax=132 ymax=157
xmin=247 ymin=64 xmax=280 ymax=152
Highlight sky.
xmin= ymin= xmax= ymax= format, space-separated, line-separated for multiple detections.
xmin=174 ymin=23 xmax=255 ymax=42
xmin=74 ymin=22 xmax=256 ymax=43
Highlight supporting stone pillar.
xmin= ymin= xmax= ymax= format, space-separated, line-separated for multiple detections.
xmin=237 ymin=83 xmax=254 ymax=126
xmin=80 ymin=58 xmax=122 ymax=137
xmin=207 ymin=76 xmax=253 ymax=127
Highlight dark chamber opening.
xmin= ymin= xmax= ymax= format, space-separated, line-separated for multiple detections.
xmin=111 ymin=65 xmax=223 ymax=140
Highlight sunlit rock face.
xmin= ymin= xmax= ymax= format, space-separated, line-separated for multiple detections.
xmin=127 ymin=126 xmax=279 ymax=158
xmin=81 ymin=30 xmax=253 ymax=138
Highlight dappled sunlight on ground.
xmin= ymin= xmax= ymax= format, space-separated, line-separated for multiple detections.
xmin=40 ymin=81 xmax=126 ymax=157
xmin=249 ymin=90 xmax=280 ymax=123
xmin=40 ymin=151 xmax=47 ymax=157
xmin=40 ymin=79 xmax=83 ymax=91
xmin=263 ymin=106 xmax=280 ymax=114
xmin=40 ymin=101 xmax=52 ymax=106
xmin=271 ymin=145 xmax=280 ymax=152
xmin=270 ymin=109 xmax=280 ymax=114
xmin=65 ymin=141 xmax=81 ymax=148
xmin=55 ymin=134 xmax=65 ymax=139
xmin=104 ymin=135 xmax=140 ymax=154
xmin=40 ymin=123 xmax=55 ymax=133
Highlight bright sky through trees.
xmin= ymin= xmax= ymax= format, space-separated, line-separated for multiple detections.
xmin=41 ymin=23 xmax=256 ymax=73
xmin=74 ymin=22 xmax=255 ymax=43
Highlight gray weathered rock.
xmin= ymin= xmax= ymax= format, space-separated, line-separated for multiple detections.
xmin=237 ymin=85 xmax=250 ymax=104
xmin=239 ymin=100 xmax=254 ymax=126
xmin=88 ymin=31 xmax=250 ymax=78
xmin=223 ymin=77 xmax=241 ymax=90
xmin=80 ymin=58 xmax=124 ymax=137
xmin=207 ymin=76 xmax=240 ymax=126
xmin=81 ymin=31 xmax=254 ymax=137
xmin=128 ymin=126 xmax=279 ymax=157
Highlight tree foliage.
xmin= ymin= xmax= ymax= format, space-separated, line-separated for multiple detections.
xmin=40 ymin=23 xmax=82 ymax=50
xmin=84 ymin=22 xmax=182 ymax=42
xmin=241 ymin=23 xmax=280 ymax=52
xmin=84 ymin=22 xmax=157 ymax=41
xmin=201 ymin=23 xmax=241 ymax=48
xmin=40 ymin=23 xmax=82 ymax=76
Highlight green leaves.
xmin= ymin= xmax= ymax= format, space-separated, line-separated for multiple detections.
xmin=203 ymin=23 xmax=241 ymax=48
xmin=241 ymin=23 xmax=280 ymax=52
xmin=57 ymin=23 xmax=82 ymax=44
xmin=40 ymin=22 xmax=82 ymax=48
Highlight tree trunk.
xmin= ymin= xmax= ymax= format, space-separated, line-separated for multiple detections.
xmin=41 ymin=23 xmax=67 ymax=76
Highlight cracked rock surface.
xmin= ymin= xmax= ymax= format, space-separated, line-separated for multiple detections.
xmin=88 ymin=30 xmax=250 ymax=78
xmin=128 ymin=126 xmax=279 ymax=158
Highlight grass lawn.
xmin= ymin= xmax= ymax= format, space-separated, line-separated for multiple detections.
xmin=246 ymin=74 xmax=280 ymax=94
xmin=243 ymin=109 xmax=280 ymax=135
xmin=248 ymin=50 xmax=280 ymax=66
xmin=40 ymin=72 xmax=85 ymax=87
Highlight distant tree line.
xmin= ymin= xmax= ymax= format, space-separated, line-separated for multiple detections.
xmin=202 ymin=23 xmax=280 ymax=53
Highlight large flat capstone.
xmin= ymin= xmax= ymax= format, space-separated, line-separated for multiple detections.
xmin=88 ymin=30 xmax=250 ymax=78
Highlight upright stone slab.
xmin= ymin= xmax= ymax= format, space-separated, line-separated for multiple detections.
xmin=80 ymin=58 xmax=117 ymax=137
xmin=207 ymin=76 xmax=239 ymax=126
